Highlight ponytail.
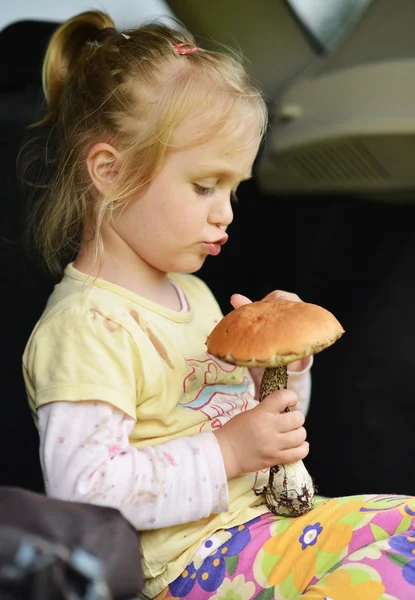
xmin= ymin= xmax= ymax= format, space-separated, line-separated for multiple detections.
xmin=42 ymin=11 xmax=114 ymax=122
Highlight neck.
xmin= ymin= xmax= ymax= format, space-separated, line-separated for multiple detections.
xmin=74 ymin=225 xmax=170 ymax=301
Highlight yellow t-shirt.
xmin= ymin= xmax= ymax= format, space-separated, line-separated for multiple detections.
xmin=23 ymin=264 xmax=269 ymax=597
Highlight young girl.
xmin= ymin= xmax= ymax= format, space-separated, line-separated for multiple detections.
xmin=22 ymin=10 xmax=415 ymax=600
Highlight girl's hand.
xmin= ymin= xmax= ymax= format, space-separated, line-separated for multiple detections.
xmin=231 ymin=289 xmax=302 ymax=308
xmin=214 ymin=388 xmax=309 ymax=480
xmin=230 ymin=290 xmax=309 ymax=372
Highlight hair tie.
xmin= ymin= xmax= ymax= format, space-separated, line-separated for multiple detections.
xmin=96 ymin=27 xmax=118 ymax=42
xmin=173 ymin=42 xmax=204 ymax=55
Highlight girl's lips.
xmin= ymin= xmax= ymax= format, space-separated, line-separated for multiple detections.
xmin=202 ymin=234 xmax=228 ymax=256
xmin=202 ymin=242 xmax=222 ymax=256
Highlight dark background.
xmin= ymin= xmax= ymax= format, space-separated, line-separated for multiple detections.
xmin=2 ymin=20 xmax=414 ymax=499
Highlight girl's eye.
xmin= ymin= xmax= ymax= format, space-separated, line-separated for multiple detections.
xmin=193 ymin=184 xmax=216 ymax=196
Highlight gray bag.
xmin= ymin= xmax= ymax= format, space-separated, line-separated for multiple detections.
xmin=0 ymin=487 xmax=144 ymax=600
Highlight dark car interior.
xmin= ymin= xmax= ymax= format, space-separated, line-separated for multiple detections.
xmin=1 ymin=0 xmax=415 ymax=594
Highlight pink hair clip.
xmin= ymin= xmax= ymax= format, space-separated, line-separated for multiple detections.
xmin=173 ymin=42 xmax=204 ymax=55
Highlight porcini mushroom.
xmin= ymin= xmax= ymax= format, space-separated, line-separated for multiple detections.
xmin=206 ymin=298 xmax=344 ymax=517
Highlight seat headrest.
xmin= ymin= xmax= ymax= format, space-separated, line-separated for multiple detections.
xmin=0 ymin=20 xmax=60 ymax=91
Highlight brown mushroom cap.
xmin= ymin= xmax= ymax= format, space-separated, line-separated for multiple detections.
xmin=206 ymin=299 xmax=344 ymax=367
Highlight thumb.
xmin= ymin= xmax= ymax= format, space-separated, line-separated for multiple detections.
xmin=260 ymin=389 xmax=298 ymax=412
xmin=263 ymin=290 xmax=302 ymax=303
xmin=230 ymin=293 xmax=252 ymax=309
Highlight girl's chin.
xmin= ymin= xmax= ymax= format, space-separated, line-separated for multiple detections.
xmin=166 ymin=257 xmax=207 ymax=274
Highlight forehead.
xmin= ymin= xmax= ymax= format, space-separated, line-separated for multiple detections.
xmin=169 ymin=129 xmax=259 ymax=184
xmin=172 ymin=101 xmax=262 ymax=147
xmin=169 ymin=107 xmax=262 ymax=172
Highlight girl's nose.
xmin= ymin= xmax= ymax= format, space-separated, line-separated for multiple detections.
xmin=210 ymin=194 xmax=234 ymax=227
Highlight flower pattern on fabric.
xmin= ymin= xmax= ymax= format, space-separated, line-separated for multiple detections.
xmin=389 ymin=533 xmax=415 ymax=585
xmin=306 ymin=566 xmax=385 ymax=600
xmin=162 ymin=495 xmax=415 ymax=600
xmin=210 ymin=574 xmax=255 ymax=600
xmin=254 ymin=498 xmax=363 ymax=594
xmin=168 ymin=517 xmax=260 ymax=597
xmin=192 ymin=532 xmax=232 ymax=569
xmin=347 ymin=544 xmax=383 ymax=561
xmin=299 ymin=523 xmax=323 ymax=550
xmin=360 ymin=495 xmax=415 ymax=518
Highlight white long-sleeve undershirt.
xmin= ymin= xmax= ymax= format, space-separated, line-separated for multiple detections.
xmin=38 ymin=361 xmax=312 ymax=530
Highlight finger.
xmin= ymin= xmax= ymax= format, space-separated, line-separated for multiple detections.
xmin=278 ymin=427 xmax=307 ymax=450
xmin=260 ymin=389 xmax=298 ymax=413
xmin=263 ymin=290 xmax=302 ymax=303
xmin=276 ymin=409 xmax=305 ymax=433
xmin=230 ymin=293 xmax=252 ymax=309
xmin=278 ymin=442 xmax=310 ymax=464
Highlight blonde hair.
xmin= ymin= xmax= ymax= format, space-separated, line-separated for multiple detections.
xmin=23 ymin=11 xmax=267 ymax=275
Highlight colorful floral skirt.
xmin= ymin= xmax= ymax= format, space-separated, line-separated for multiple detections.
xmin=156 ymin=495 xmax=415 ymax=600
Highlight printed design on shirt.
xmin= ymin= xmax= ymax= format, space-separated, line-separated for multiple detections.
xmin=252 ymin=468 xmax=270 ymax=492
xmin=179 ymin=354 xmax=256 ymax=430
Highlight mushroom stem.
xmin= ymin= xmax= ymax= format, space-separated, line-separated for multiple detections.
xmin=259 ymin=365 xmax=288 ymax=401
xmin=257 ymin=366 xmax=315 ymax=517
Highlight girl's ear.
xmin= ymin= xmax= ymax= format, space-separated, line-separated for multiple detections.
xmin=86 ymin=142 xmax=121 ymax=195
